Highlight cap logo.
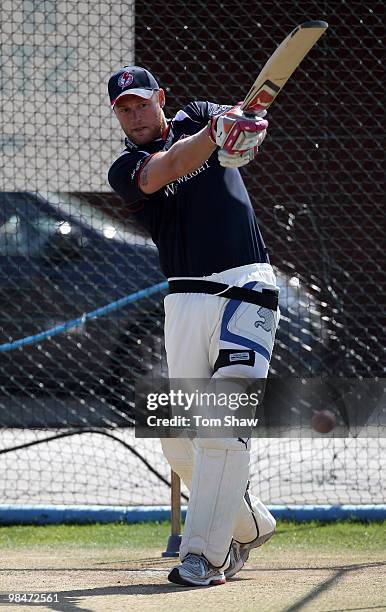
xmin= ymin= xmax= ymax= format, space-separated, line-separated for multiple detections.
xmin=117 ymin=72 xmax=134 ymax=89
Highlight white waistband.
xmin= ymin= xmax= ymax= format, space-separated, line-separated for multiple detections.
xmin=168 ymin=263 xmax=275 ymax=286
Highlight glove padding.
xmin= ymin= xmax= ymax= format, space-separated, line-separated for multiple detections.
xmin=218 ymin=145 xmax=259 ymax=168
xmin=209 ymin=106 xmax=268 ymax=153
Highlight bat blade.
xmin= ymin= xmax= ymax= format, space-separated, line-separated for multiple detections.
xmin=242 ymin=20 xmax=328 ymax=113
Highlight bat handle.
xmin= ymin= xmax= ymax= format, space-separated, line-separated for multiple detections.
xmin=243 ymin=109 xmax=267 ymax=118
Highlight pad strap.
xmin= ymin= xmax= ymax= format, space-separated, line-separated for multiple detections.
xmin=168 ymin=279 xmax=278 ymax=311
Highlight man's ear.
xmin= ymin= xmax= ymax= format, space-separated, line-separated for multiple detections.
xmin=158 ymin=88 xmax=166 ymax=108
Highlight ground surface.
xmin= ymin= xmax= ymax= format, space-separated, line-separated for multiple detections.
xmin=0 ymin=522 xmax=385 ymax=611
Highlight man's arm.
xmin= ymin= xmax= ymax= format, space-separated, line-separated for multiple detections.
xmin=139 ymin=126 xmax=216 ymax=194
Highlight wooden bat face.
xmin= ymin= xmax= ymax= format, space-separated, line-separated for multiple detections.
xmin=242 ymin=21 xmax=328 ymax=114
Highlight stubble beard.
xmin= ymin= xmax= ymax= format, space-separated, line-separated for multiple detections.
xmin=127 ymin=107 xmax=166 ymax=145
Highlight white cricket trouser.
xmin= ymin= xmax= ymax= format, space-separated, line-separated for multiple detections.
xmin=162 ymin=263 xmax=279 ymax=567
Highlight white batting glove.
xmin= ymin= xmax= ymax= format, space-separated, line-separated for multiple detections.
xmin=217 ymin=145 xmax=259 ymax=168
xmin=208 ymin=106 xmax=268 ymax=153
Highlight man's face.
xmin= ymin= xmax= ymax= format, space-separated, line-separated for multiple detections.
xmin=114 ymin=90 xmax=166 ymax=145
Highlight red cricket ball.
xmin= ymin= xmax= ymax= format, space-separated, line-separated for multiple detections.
xmin=311 ymin=410 xmax=336 ymax=434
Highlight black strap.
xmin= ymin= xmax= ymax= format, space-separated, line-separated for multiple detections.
xmin=168 ymin=279 xmax=279 ymax=310
xmin=213 ymin=349 xmax=256 ymax=373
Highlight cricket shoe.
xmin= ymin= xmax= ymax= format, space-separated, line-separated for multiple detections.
xmin=225 ymin=529 xmax=275 ymax=579
xmin=168 ymin=553 xmax=226 ymax=586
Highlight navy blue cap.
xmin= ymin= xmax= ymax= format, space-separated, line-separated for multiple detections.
xmin=108 ymin=66 xmax=160 ymax=108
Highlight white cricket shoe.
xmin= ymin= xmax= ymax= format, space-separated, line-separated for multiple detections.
xmin=168 ymin=553 xmax=226 ymax=586
xmin=225 ymin=529 xmax=275 ymax=579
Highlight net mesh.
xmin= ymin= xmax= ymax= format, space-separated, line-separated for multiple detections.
xmin=0 ymin=1 xmax=384 ymax=509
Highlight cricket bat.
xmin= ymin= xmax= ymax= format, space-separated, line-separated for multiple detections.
xmin=242 ymin=20 xmax=328 ymax=114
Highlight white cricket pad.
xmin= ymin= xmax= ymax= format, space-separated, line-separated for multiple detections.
xmin=160 ymin=437 xmax=195 ymax=489
xmin=233 ymin=492 xmax=276 ymax=544
xmin=179 ymin=437 xmax=250 ymax=568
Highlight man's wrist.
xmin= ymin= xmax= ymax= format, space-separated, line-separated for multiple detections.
xmin=207 ymin=118 xmax=218 ymax=146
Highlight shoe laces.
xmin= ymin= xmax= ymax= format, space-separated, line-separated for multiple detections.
xmin=184 ymin=553 xmax=207 ymax=570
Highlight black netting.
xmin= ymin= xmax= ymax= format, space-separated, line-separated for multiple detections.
xmin=0 ymin=1 xmax=384 ymax=509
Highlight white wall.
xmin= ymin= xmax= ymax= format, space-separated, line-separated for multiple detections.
xmin=0 ymin=0 xmax=134 ymax=191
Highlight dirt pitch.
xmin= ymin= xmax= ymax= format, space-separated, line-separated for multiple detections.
xmin=0 ymin=547 xmax=385 ymax=612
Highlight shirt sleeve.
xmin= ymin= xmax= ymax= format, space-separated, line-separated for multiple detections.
xmin=108 ymin=150 xmax=153 ymax=206
xmin=182 ymin=101 xmax=232 ymax=124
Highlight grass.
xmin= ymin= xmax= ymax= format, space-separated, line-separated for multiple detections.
xmin=0 ymin=521 xmax=170 ymax=549
xmin=272 ymin=520 xmax=386 ymax=551
xmin=0 ymin=520 xmax=385 ymax=551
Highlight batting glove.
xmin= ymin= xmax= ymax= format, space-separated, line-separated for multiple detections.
xmin=217 ymin=145 xmax=259 ymax=168
xmin=208 ymin=106 xmax=268 ymax=153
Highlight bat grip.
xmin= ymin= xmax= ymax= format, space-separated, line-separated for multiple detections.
xmin=243 ymin=109 xmax=267 ymax=118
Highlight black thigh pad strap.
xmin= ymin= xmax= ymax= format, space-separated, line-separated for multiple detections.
xmin=213 ymin=349 xmax=255 ymax=373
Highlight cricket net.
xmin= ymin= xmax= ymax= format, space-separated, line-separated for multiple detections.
xmin=0 ymin=1 xmax=384 ymax=516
